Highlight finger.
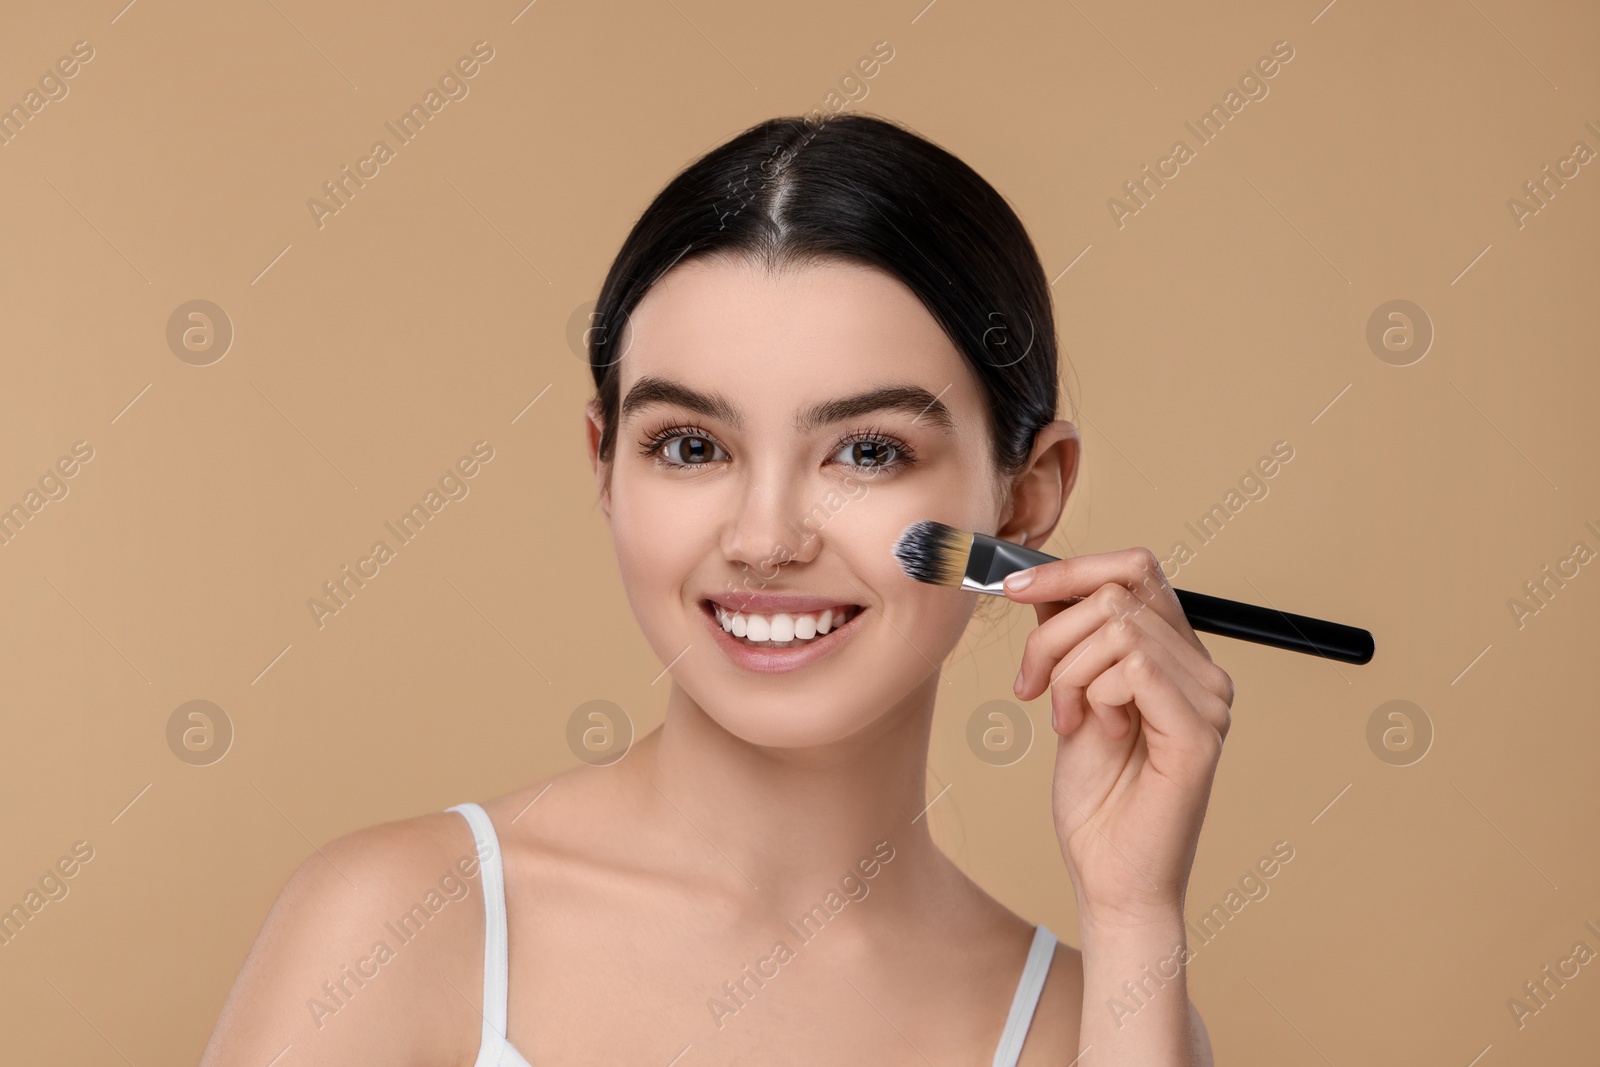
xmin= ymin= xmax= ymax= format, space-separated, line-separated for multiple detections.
xmin=1051 ymin=645 xmax=1144 ymax=742
xmin=1093 ymin=591 xmax=1236 ymax=725
xmin=1080 ymin=688 xmax=1134 ymax=741
xmin=1039 ymin=613 xmax=1228 ymax=739
xmin=1086 ymin=649 xmax=1224 ymax=782
xmin=1016 ymin=582 xmax=1139 ymax=700
xmin=1051 ymin=671 xmax=1088 ymax=735
xmin=1122 ymin=597 xmax=1235 ymax=717
xmin=1047 ymin=664 xmax=1129 ymax=740
xmin=1031 ymin=597 xmax=1076 ymax=628
xmin=1018 ymin=580 xmax=1231 ymax=714
xmin=1017 ymin=579 xmax=1225 ymax=712
xmin=1005 ymin=546 xmax=1200 ymax=654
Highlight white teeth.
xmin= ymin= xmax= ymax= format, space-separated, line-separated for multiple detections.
xmin=712 ymin=603 xmax=857 ymax=646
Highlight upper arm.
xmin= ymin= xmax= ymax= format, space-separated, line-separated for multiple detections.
xmin=197 ymin=814 xmax=485 ymax=1067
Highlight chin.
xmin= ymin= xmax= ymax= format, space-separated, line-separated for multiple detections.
xmin=670 ymin=622 xmax=961 ymax=752
xmin=688 ymin=682 xmax=901 ymax=750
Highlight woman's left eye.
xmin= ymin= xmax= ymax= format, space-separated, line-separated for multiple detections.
xmin=832 ymin=435 xmax=909 ymax=470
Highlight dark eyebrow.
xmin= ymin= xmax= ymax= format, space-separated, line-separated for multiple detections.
xmin=619 ymin=375 xmax=955 ymax=434
xmin=620 ymin=376 xmax=744 ymax=429
xmin=799 ymin=384 xmax=955 ymax=434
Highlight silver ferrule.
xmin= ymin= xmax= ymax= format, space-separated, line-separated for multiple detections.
xmin=960 ymin=575 xmax=1010 ymax=596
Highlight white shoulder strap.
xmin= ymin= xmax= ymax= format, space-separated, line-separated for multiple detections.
xmin=448 ymin=802 xmax=510 ymax=1065
xmin=992 ymin=924 xmax=1057 ymax=1067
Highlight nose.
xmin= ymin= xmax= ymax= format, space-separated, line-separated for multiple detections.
xmin=721 ymin=470 xmax=826 ymax=579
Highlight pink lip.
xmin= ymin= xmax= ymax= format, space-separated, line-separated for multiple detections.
xmin=697 ymin=599 xmax=867 ymax=675
xmin=704 ymin=591 xmax=864 ymax=614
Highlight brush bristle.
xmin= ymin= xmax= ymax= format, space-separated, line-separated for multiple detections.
xmin=893 ymin=520 xmax=974 ymax=587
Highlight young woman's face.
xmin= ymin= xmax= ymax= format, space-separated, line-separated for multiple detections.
xmin=593 ymin=257 xmax=1008 ymax=748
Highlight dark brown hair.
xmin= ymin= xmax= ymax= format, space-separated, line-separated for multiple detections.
xmin=585 ymin=112 xmax=1067 ymax=496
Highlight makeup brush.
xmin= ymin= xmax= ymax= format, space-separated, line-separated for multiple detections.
xmin=893 ymin=520 xmax=1374 ymax=665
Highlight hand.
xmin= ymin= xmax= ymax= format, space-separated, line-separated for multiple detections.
xmin=1004 ymin=547 xmax=1234 ymax=930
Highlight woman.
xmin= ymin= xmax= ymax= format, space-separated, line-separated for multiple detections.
xmin=201 ymin=113 xmax=1229 ymax=1065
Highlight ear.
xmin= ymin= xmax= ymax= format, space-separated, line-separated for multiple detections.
xmin=993 ymin=420 xmax=1079 ymax=549
xmin=584 ymin=399 xmax=612 ymax=520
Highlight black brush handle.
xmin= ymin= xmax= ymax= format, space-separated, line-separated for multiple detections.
xmin=970 ymin=536 xmax=1374 ymax=664
xmin=1172 ymin=588 xmax=1374 ymax=665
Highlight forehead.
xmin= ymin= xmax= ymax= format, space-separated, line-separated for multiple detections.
xmin=616 ymin=257 xmax=978 ymax=424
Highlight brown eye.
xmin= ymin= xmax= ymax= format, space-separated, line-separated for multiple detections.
xmin=640 ymin=427 xmax=728 ymax=468
xmin=670 ymin=436 xmax=716 ymax=464
xmin=832 ymin=434 xmax=911 ymax=470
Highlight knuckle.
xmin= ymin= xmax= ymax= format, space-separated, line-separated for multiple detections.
xmin=1186 ymin=722 xmax=1223 ymax=759
xmin=1096 ymin=582 xmax=1136 ymax=619
xmin=1209 ymin=664 xmax=1236 ymax=705
xmin=1122 ymin=546 xmax=1164 ymax=595
xmin=1201 ymin=691 xmax=1231 ymax=730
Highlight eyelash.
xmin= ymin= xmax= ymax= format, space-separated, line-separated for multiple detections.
xmin=636 ymin=422 xmax=918 ymax=473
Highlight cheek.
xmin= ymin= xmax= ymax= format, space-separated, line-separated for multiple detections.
xmin=875 ymin=526 xmax=985 ymax=662
xmin=608 ymin=478 xmax=715 ymax=643
xmin=603 ymin=460 xmax=1000 ymax=747
xmin=847 ymin=493 xmax=977 ymax=615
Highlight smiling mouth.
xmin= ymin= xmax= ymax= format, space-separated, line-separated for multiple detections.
xmin=701 ymin=600 xmax=866 ymax=648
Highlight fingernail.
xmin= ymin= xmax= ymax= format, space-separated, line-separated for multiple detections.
xmin=1004 ymin=567 xmax=1035 ymax=592
xmin=1013 ymin=667 xmax=1025 ymax=695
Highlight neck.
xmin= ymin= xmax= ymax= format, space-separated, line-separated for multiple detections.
xmin=630 ymin=674 xmax=949 ymax=917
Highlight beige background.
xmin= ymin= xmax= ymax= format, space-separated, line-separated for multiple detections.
xmin=2 ymin=0 xmax=1597 ymax=1062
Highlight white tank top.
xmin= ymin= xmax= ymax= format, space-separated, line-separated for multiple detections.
xmin=449 ymin=802 xmax=1057 ymax=1067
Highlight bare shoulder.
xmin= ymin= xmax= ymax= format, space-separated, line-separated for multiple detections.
xmin=926 ymin=862 xmax=1087 ymax=1060
xmin=197 ymin=808 xmax=488 ymax=1067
